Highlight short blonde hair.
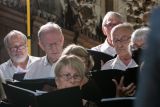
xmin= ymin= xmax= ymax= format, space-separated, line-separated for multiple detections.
xmin=62 ymin=44 xmax=94 ymax=71
xmin=54 ymin=55 xmax=85 ymax=79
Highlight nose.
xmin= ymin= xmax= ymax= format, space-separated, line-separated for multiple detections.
xmin=16 ymin=48 xmax=23 ymax=53
xmin=69 ymin=77 xmax=76 ymax=84
xmin=50 ymin=44 xmax=59 ymax=52
xmin=117 ymin=42 xmax=123 ymax=48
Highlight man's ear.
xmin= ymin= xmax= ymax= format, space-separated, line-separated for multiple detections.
xmin=102 ymin=27 xmax=107 ymax=36
xmin=38 ymin=42 xmax=45 ymax=51
xmin=60 ymin=35 xmax=64 ymax=46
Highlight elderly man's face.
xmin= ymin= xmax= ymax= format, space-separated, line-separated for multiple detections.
xmin=103 ymin=15 xmax=122 ymax=44
xmin=39 ymin=31 xmax=64 ymax=64
xmin=55 ymin=65 xmax=83 ymax=89
xmin=112 ymin=28 xmax=132 ymax=56
xmin=7 ymin=35 xmax=28 ymax=63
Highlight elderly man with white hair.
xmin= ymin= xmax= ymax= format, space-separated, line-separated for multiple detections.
xmin=24 ymin=22 xmax=64 ymax=79
xmin=0 ymin=30 xmax=39 ymax=81
xmin=91 ymin=11 xmax=124 ymax=57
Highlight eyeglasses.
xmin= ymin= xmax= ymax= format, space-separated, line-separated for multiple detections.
xmin=59 ymin=73 xmax=82 ymax=81
xmin=114 ymin=37 xmax=131 ymax=43
xmin=130 ymin=43 xmax=144 ymax=50
xmin=9 ymin=44 xmax=27 ymax=52
xmin=44 ymin=42 xmax=61 ymax=50
xmin=104 ymin=23 xmax=119 ymax=28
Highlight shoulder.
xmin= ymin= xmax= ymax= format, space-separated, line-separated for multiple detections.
xmin=91 ymin=44 xmax=103 ymax=51
xmin=101 ymin=58 xmax=115 ymax=70
xmin=27 ymin=56 xmax=47 ymax=71
xmin=30 ymin=56 xmax=45 ymax=64
xmin=0 ymin=60 xmax=11 ymax=71
xmin=29 ymin=56 xmax=40 ymax=61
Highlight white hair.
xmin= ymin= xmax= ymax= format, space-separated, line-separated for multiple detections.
xmin=102 ymin=11 xmax=124 ymax=27
xmin=131 ymin=27 xmax=150 ymax=43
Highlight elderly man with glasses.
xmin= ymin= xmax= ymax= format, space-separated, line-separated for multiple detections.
xmin=91 ymin=11 xmax=124 ymax=57
xmin=0 ymin=30 xmax=39 ymax=81
xmin=24 ymin=22 xmax=64 ymax=79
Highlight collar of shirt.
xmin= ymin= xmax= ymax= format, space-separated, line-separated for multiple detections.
xmin=43 ymin=55 xmax=55 ymax=66
xmin=8 ymin=59 xmax=29 ymax=73
xmin=100 ymin=41 xmax=116 ymax=56
xmin=26 ymin=55 xmax=33 ymax=68
xmin=111 ymin=56 xmax=138 ymax=71
xmin=43 ymin=56 xmax=50 ymax=66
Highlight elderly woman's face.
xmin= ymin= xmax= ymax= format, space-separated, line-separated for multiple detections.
xmin=56 ymin=65 xmax=83 ymax=89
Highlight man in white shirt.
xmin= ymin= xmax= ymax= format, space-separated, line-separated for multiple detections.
xmin=0 ymin=30 xmax=39 ymax=81
xmin=101 ymin=23 xmax=138 ymax=70
xmin=24 ymin=22 xmax=64 ymax=79
xmin=91 ymin=11 xmax=124 ymax=57
xmin=101 ymin=23 xmax=138 ymax=97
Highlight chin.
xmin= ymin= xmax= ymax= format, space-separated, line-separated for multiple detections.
xmin=12 ymin=55 xmax=27 ymax=63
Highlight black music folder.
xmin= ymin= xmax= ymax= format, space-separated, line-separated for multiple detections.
xmin=3 ymin=83 xmax=38 ymax=107
xmin=91 ymin=67 xmax=139 ymax=98
xmin=3 ymin=83 xmax=83 ymax=107
xmin=13 ymin=72 xmax=26 ymax=81
xmin=87 ymin=49 xmax=114 ymax=70
xmin=132 ymin=48 xmax=143 ymax=65
xmin=36 ymin=87 xmax=83 ymax=107
xmin=100 ymin=97 xmax=135 ymax=107
xmin=7 ymin=78 xmax=56 ymax=91
xmin=81 ymin=79 xmax=102 ymax=102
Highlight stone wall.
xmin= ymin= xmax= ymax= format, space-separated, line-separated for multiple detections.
xmin=113 ymin=0 xmax=160 ymax=29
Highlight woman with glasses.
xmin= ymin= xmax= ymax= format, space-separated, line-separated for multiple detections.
xmin=54 ymin=55 xmax=85 ymax=89
xmin=43 ymin=54 xmax=98 ymax=107
xmin=55 ymin=54 xmax=99 ymax=107
xmin=61 ymin=44 xmax=94 ymax=84
xmin=39 ymin=54 xmax=84 ymax=91
xmin=61 ymin=44 xmax=102 ymax=102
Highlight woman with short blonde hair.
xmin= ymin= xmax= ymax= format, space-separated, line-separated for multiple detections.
xmin=54 ymin=54 xmax=85 ymax=89
xmin=62 ymin=44 xmax=94 ymax=75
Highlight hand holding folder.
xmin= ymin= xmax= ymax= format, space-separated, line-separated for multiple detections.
xmin=91 ymin=67 xmax=139 ymax=98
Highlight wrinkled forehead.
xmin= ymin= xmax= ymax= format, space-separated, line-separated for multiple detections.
xmin=9 ymin=35 xmax=26 ymax=44
xmin=112 ymin=27 xmax=132 ymax=39
xmin=105 ymin=15 xmax=122 ymax=24
xmin=40 ymin=30 xmax=63 ymax=41
xmin=41 ymin=29 xmax=62 ymax=36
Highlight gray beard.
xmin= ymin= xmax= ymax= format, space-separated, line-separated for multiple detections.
xmin=12 ymin=55 xmax=28 ymax=63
